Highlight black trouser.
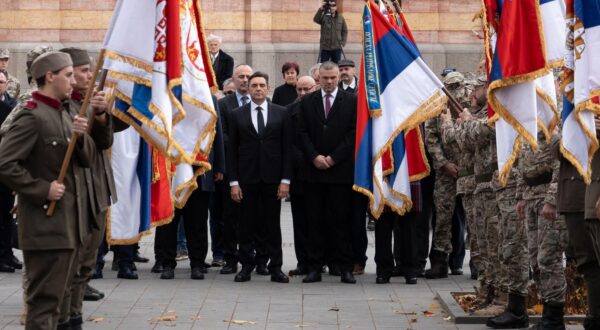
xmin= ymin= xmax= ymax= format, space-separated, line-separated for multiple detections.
xmin=0 ymin=189 xmax=15 ymax=262
xmin=238 ymin=183 xmax=283 ymax=270
xmin=156 ymin=191 xmax=211 ymax=269
xmin=565 ymin=213 xmax=600 ymax=317
xmin=351 ymin=192 xmax=369 ymax=266
xmin=290 ymin=192 xmax=308 ymax=269
xmin=114 ymin=244 xmax=133 ymax=270
xmin=380 ymin=211 xmax=418 ymax=277
xmin=449 ymin=197 xmax=466 ymax=270
xmin=218 ymin=180 xmax=240 ymax=264
xmin=419 ymin=170 xmax=435 ymax=270
xmin=208 ymin=186 xmax=225 ymax=260
xmin=305 ymin=183 xmax=354 ymax=272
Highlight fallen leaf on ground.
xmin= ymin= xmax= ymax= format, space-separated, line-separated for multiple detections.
xmin=157 ymin=316 xmax=177 ymax=322
xmin=422 ymin=310 xmax=437 ymax=317
xmin=329 ymin=307 xmax=340 ymax=311
xmin=223 ymin=319 xmax=257 ymax=325
xmin=443 ymin=316 xmax=452 ymax=321
xmin=532 ymin=304 xmax=544 ymax=315
xmin=410 ymin=318 xmax=418 ymax=323
xmin=166 ymin=310 xmax=176 ymax=314
xmin=295 ymin=323 xmax=312 ymax=328
xmin=190 ymin=316 xmax=201 ymax=320
xmin=394 ymin=311 xmax=417 ymax=315
xmin=429 ymin=303 xmax=441 ymax=309
xmin=87 ymin=317 xmax=104 ymax=323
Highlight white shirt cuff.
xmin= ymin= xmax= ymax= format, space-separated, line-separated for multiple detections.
xmin=229 ymin=181 xmax=239 ymax=187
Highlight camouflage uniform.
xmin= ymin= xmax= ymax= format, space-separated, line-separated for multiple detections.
xmin=0 ymin=49 xmax=21 ymax=99
xmin=462 ymin=107 xmax=501 ymax=290
xmin=439 ymin=77 xmax=481 ymax=277
xmin=516 ymin=133 xmax=566 ymax=304
xmin=425 ymin=73 xmax=465 ymax=256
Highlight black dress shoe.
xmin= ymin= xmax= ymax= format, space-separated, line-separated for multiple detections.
xmin=302 ymin=271 xmax=322 ymax=283
xmin=160 ymin=267 xmax=175 ymax=279
xmin=0 ymin=262 xmax=15 ymax=273
xmin=450 ymin=268 xmax=463 ymax=275
xmin=270 ymin=270 xmax=289 ymax=283
xmin=376 ymin=276 xmax=390 ymax=284
xmin=288 ymin=267 xmax=308 ymax=276
xmin=234 ymin=267 xmax=253 ymax=282
xmin=220 ymin=262 xmax=238 ymax=274
xmin=7 ymin=256 xmax=22 ymax=270
xmin=405 ymin=276 xmax=418 ymax=285
xmin=57 ymin=321 xmax=71 ymax=330
xmin=341 ymin=271 xmax=357 ymax=284
xmin=133 ymin=252 xmax=149 ymax=263
xmin=83 ymin=284 xmax=104 ymax=301
xmin=117 ymin=266 xmax=138 ymax=280
xmin=256 ymin=264 xmax=270 ymax=275
xmin=151 ymin=262 xmax=163 ymax=273
xmin=191 ymin=267 xmax=205 ymax=280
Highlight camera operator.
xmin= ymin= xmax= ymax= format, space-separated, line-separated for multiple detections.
xmin=313 ymin=1 xmax=348 ymax=64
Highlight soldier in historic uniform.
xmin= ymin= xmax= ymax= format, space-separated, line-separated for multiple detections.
xmin=423 ymin=72 xmax=465 ymax=279
xmin=0 ymin=48 xmax=21 ymax=99
xmin=57 ymin=47 xmax=115 ymax=330
xmin=0 ymin=51 xmax=96 ymax=330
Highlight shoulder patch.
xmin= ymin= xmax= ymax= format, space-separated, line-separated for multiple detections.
xmin=24 ymin=100 xmax=37 ymax=110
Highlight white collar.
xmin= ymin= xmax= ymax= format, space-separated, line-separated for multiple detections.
xmin=251 ymin=100 xmax=268 ymax=111
xmin=321 ymin=87 xmax=338 ymax=99
xmin=343 ymin=77 xmax=356 ymax=89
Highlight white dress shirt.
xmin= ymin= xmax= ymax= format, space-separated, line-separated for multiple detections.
xmin=230 ymin=99 xmax=290 ymax=186
xmin=342 ymin=77 xmax=357 ymax=91
xmin=236 ymin=91 xmax=250 ymax=107
xmin=321 ymin=87 xmax=339 ymax=116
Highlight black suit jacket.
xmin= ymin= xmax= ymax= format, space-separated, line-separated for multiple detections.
xmin=213 ymin=50 xmax=234 ymax=90
xmin=297 ymin=89 xmax=357 ymax=184
xmin=338 ymin=76 xmax=358 ymax=94
xmin=227 ymin=102 xmax=292 ymax=185
xmin=196 ymin=95 xmax=225 ymax=192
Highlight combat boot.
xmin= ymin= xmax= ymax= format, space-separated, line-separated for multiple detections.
xmin=472 ymin=289 xmax=507 ymax=316
xmin=528 ymin=302 xmax=565 ymax=330
xmin=486 ymin=293 xmax=529 ymax=329
xmin=424 ymin=250 xmax=449 ymax=279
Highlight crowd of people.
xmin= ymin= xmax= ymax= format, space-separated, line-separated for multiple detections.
xmin=0 ymin=4 xmax=600 ymax=330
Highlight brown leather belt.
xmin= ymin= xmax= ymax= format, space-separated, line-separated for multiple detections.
xmin=523 ymin=171 xmax=552 ymax=187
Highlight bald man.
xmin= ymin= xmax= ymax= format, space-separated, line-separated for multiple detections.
xmin=287 ymin=76 xmax=318 ymax=276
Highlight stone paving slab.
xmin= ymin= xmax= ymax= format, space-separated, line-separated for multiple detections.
xmin=0 ymin=204 xmax=584 ymax=330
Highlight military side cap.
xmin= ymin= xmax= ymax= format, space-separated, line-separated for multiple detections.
xmin=443 ymin=71 xmax=465 ymax=85
xmin=338 ymin=59 xmax=355 ymax=68
xmin=59 ymin=47 xmax=91 ymax=67
xmin=0 ymin=49 xmax=9 ymax=59
xmin=30 ymin=51 xmax=73 ymax=80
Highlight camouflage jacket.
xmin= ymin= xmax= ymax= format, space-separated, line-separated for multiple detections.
xmin=515 ymin=131 xmax=559 ymax=205
xmin=0 ymin=90 xmax=32 ymax=137
xmin=462 ymin=106 xmax=497 ymax=193
xmin=6 ymin=73 xmax=20 ymax=99
xmin=425 ymin=116 xmax=461 ymax=174
xmin=440 ymin=115 xmax=476 ymax=195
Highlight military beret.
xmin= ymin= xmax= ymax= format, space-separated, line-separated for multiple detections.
xmin=0 ymin=49 xmax=9 ymax=59
xmin=59 ymin=47 xmax=91 ymax=67
xmin=338 ymin=59 xmax=355 ymax=68
xmin=30 ymin=51 xmax=73 ymax=80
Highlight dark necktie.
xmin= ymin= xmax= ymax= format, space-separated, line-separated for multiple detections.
xmin=256 ymin=106 xmax=265 ymax=135
xmin=241 ymin=96 xmax=249 ymax=106
xmin=325 ymin=94 xmax=332 ymax=118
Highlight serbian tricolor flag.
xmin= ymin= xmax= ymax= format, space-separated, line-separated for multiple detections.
xmin=102 ymin=0 xmax=217 ymax=243
xmin=483 ymin=0 xmax=557 ymax=186
xmin=561 ymin=0 xmax=600 ymax=183
xmin=354 ymin=0 xmax=446 ymax=218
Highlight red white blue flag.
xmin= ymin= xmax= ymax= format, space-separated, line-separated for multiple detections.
xmin=561 ymin=0 xmax=600 ymax=183
xmin=354 ymin=0 xmax=446 ymax=218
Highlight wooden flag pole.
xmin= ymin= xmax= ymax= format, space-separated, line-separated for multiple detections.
xmin=85 ymin=68 xmax=109 ymax=132
xmin=47 ymin=49 xmax=108 ymax=216
xmin=442 ymin=87 xmax=464 ymax=117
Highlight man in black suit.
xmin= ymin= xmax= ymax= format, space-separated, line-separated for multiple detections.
xmin=227 ymin=72 xmax=291 ymax=283
xmin=297 ymin=61 xmax=357 ymax=284
xmin=157 ymin=95 xmax=225 ymax=280
xmin=208 ymin=34 xmax=234 ymax=90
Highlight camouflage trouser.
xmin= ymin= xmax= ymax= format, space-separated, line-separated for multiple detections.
xmin=497 ymin=187 xmax=529 ymax=296
xmin=463 ymin=193 xmax=483 ymax=273
xmin=431 ymin=173 xmax=457 ymax=254
xmin=474 ymin=188 xmax=500 ymax=287
xmin=525 ymin=198 xmax=568 ymax=303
